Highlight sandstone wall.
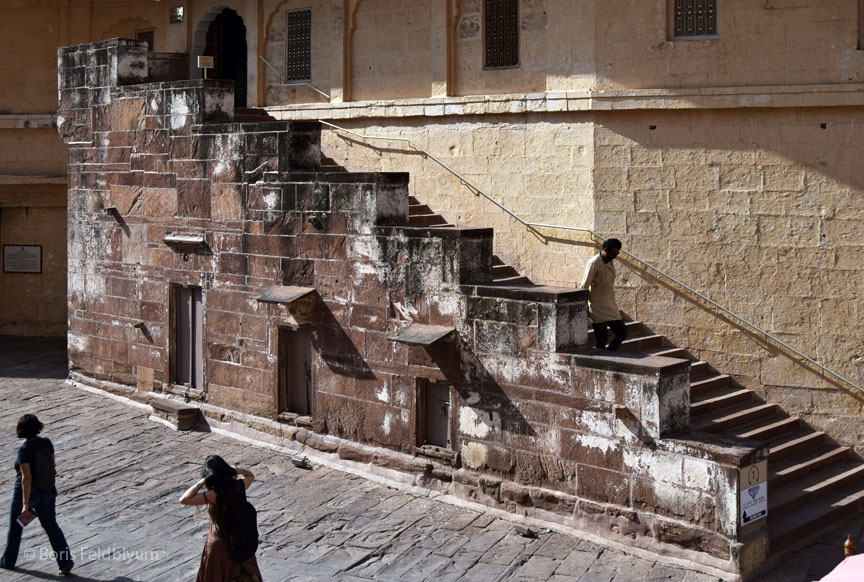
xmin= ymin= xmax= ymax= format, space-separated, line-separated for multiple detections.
xmin=593 ymin=106 xmax=864 ymax=452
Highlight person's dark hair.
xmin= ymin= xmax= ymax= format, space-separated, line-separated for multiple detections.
xmin=201 ymin=455 xmax=242 ymax=538
xmin=602 ymin=238 xmax=622 ymax=250
xmin=16 ymin=414 xmax=43 ymax=439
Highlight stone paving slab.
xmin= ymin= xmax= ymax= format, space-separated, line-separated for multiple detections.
xmin=0 ymin=336 xmax=859 ymax=581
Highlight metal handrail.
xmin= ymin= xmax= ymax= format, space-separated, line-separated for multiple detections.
xmin=318 ymin=119 xmax=864 ymax=396
xmin=258 ymin=56 xmax=331 ymax=100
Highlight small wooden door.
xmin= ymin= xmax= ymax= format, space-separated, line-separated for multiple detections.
xmin=424 ymin=382 xmax=451 ymax=448
xmin=176 ymin=287 xmax=203 ymax=388
xmin=279 ymin=328 xmax=312 ymax=415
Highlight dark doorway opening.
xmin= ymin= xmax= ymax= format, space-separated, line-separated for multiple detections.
xmin=204 ymin=8 xmax=248 ymax=107
xmin=279 ymin=327 xmax=313 ymax=416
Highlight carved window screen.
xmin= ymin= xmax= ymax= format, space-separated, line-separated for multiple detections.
xmin=484 ymin=0 xmax=519 ymax=68
xmin=285 ymin=8 xmax=312 ymax=81
xmin=672 ymin=0 xmax=718 ymax=38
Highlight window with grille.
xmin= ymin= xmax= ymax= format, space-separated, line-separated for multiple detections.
xmin=285 ymin=8 xmax=312 ymax=81
xmin=484 ymin=0 xmax=519 ymax=68
xmin=671 ymin=0 xmax=718 ymax=39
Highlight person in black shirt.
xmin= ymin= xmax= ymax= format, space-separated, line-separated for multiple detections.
xmin=0 ymin=414 xmax=74 ymax=575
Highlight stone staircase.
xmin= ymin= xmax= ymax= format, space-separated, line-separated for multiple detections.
xmin=609 ymin=322 xmax=864 ymax=549
xmin=401 ymin=191 xmax=864 ymax=554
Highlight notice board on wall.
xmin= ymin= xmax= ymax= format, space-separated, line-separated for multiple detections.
xmin=3 ymin=245 xmax=42 ymax=274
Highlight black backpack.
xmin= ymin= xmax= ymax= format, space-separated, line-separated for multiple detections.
xmin=30 ymin=445 xmax=56 ymax=492
xmin=222 ymin=483 xmax=259 ymax=563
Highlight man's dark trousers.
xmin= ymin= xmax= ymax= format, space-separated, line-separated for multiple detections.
xmin=592 ymin=320 xmax=627 ymax=351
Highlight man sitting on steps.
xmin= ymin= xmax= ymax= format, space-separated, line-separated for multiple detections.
xmin=580 ymin=238 xmax=627 ymax=351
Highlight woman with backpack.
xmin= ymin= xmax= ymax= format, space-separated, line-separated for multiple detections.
xmin=180 ymin=455 xmax=262 ymax=582
xmin=0 ymin=414 xmax=74 ymax=575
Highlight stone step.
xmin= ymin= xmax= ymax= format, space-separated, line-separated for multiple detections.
xmin=646 ymin=346 xmax=692 ymax=360
xmin=492 ymin=274 xmax=532 ymax=285
xmin=409 ymin=213 xmax=450 ymax=226
xmin=690 ymin=360 xmax=709 ymax=376
xmin=690 ymin=387 xmax=754 ymax=416
xmin=769 ymin=481 xmax=864 ymax=550
xmin=769 ymin=461 xmax=864 ymax=515
xmin=768 ymin=429 xmax=824 ymax=461
xmin=691 ymin=402 xmax=779 ymax=434
xmin=735 ymin=415 xmax=801 ymax=442
xmin=149 ymin=398 xmax=201 ymax=431
xmin=492 ymin=264 xmax=520 ymax=279
xmin=617 ymin=334 xmax=664 ymax=353
xmin=689 ymin=373 xmax=732 ymax=395
xmin=769 ymin=444 xmax=851 ymax=488
xmin=409 ymin=203 xmax=434 ymax=215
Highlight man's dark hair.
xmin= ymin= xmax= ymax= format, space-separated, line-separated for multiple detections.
xmin=602 ymin=238 xmax=622 ymax=250
xmin=16 ymin=414 xmax=43 ymax=439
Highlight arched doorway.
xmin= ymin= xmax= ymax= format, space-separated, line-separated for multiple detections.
xmin=196 ymin=7 xmax=248 ymax=107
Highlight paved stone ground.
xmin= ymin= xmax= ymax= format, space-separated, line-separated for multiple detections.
xmin=0 ymin=336 xmax=859 ymax=581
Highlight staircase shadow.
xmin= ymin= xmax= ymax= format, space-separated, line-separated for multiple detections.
xmin=428 ymin=338 xmax=537 ymax=438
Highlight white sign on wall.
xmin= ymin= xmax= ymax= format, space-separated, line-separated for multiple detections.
xmin=739 ymin=460 xmax=768 ymax=525
xmin=3 ymin=245 xmax=42 ymax=274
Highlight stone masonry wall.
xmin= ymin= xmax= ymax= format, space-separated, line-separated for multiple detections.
xmin=59 ymin=40 xmax=765 ymax=576
xmin=593 ymin=108 xmax=864 ymax=453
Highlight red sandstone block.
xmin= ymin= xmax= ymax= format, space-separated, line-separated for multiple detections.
xmin=208 ymin=342 xmax=240 ymax=364
xmin=297 ymin=233 xmax=346 ymax=261
xmin=515 ymin=450 xmax=575 ymax=489
xmin=242 ymin=234 xmax=286 ymax=256
xmin=140 ymin=301 xmax=164 ymax=322
xmin=248 ymin=255 xmax=281 ymax=279
xmin=142 ymin=171 xmax=177 ymax=189
xmin=407 ymin=364 xmax=448 ymax=383
xmin=148 ymin=248 xmax=174 ymax=268
xmin=315 ymin=363 xmax=356 ymax=398
xmin=240 ymin=315 xmax=268 ymax=340
xmin=105 ymin=147 xmax=131 ymax=165
xmin=207 ymin=289 xmax=251 ymax=314
xmin=207 ymin=310 xmax=241 ymax=337
xmin=218 ymin=253 xmax=247 ymax=274
xmin=241 ymin=347 xmax=270 ymax=370
xmin=315 ymin=274 xmax=347 ymax=302
xmin=355 ymin=374 xmax=391 ymax=403
xmin=560 ymin=430 xmax=623 ymax=469
xmin=177 ymin=179 xmax=211 ymax=218
xmin=106 ymin=171 xmax=144 ymax=187
xmin=106 ymin=276 xmax=136 ymax=298
xmin=314 ymin=259 xmax=346 ymax=277
xmin=129 ymin=343 xmax=164 ymax=370
xmin=173 ymin=159 xmax=208 ymax=180
xmin=208 ymin=360 xmax=241 ymax=387
xmin=101 ymin=296 xmax=138 ymax=319
xmin=238 ymin=367 xmax=264 ymax=393
xmin=577 ymin=465 xmax=630 ymax=507
xmin=300 ymin=211 xmax=349 ymax=234
xmin=349 ymin=305 xmax=389 ymax=332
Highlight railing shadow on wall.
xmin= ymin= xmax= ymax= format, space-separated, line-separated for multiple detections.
xmin=317 ymin=120 xmax=864 ymax=400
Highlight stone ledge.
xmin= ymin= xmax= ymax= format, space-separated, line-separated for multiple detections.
xmin=566 ymin=351 xmax=691 ymax=375
xmin=464 ymin=283 xmax=586 ymax=304
xmin=265 ymin=82 xmax=864 ymax=121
